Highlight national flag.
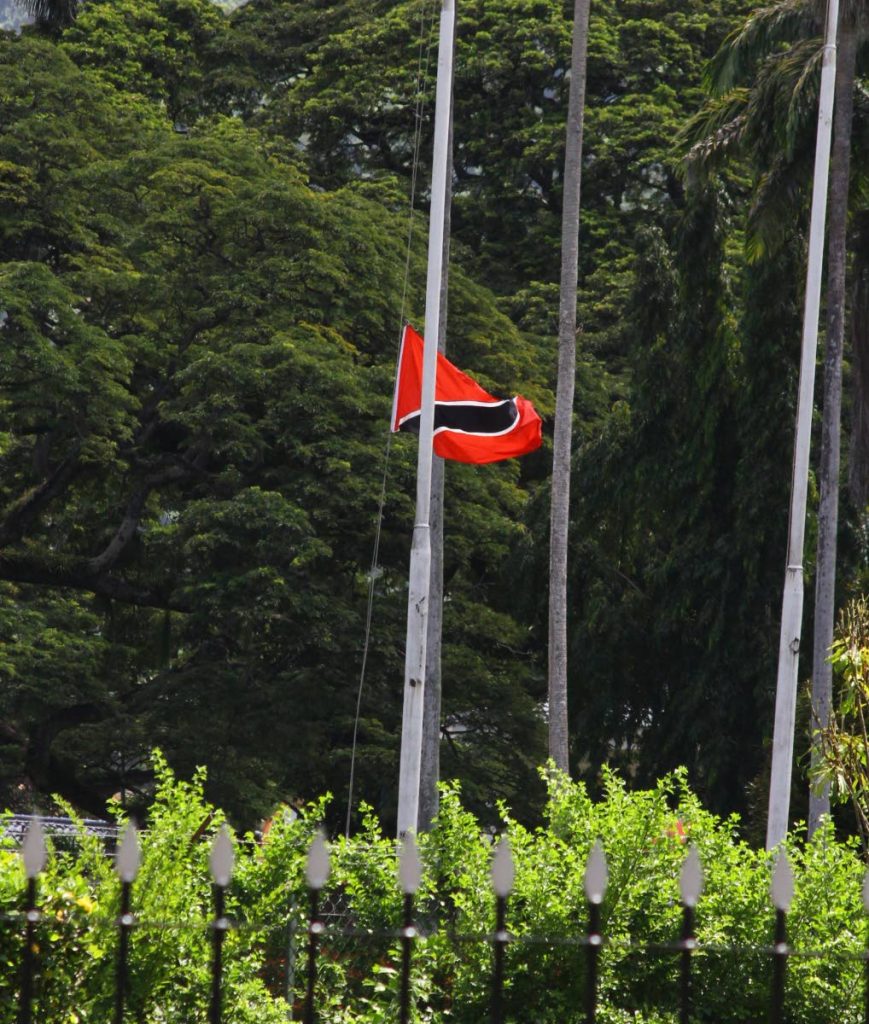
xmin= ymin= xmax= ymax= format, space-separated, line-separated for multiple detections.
xmin=391 ymin=324 xmax=543 ymax=464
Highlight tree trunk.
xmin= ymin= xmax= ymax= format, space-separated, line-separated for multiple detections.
xmin=809 ymin=18 xmax=857 ymax=835
xmin=548 ymin=0 xmax=591 ymax=774
xmin=848 ymin=214 xmax=869 ymax=508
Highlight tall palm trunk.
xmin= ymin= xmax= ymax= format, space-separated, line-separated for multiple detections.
xmin=809 ymin=17 xmax=858 ymax=834
xmin=848 ymin=214 xmax=869 ymax=508
xmin=548 ymin=0 xmax=591 ymax=773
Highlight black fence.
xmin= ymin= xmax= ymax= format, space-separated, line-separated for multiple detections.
xmin=5 ymin=820 xmax=869 ymax=1024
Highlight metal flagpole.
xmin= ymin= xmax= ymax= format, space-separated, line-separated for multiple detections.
xmin=766 ymin=0 xmax=840 ymax=850
xmin=397 ymin=0 xmax=456 ymax=837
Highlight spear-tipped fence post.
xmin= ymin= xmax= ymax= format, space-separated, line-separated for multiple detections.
xmin=113 ymin=824 xmax=141 ymax=1024
xmin=491 ymin=836 xmax=514 ymax=1024
xmin=398 ymin=834 xmax=421 ymax=1024
xmin=17 ymin=820 xmax=45 ymax=1024
xmin=770 ymin=850 xmax=793 ymax=1024
xmin=678 ymin=846 xmax=703 ymax=1024
xmin=862 ymin=869 xmax=869 ymax=1024
xmin=209 ymin=824 xmax=235 ymax=1024
xmin=304 ymin=832 xmax=330 ymax=1024
xmin=584 ymin=840 xmax=607 ymax=1024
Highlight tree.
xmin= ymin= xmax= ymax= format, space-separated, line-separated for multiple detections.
xmin=814 ymin=596 xmax=869 ymax=852
xmin=684 ymin=0 xmax=869 ymax=832
xmin=16 ymin=0 xmax=77 ymax=30
xmin=811 ymin=6 xmax=858 ymax=832
xmin=61 ymin=0 xmax=232 ymax=125
xmin=0 ymin=32 xmax=550 ymax=826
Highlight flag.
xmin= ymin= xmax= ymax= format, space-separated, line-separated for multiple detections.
xmin=391 ymin=324 xmax=542 ymax=464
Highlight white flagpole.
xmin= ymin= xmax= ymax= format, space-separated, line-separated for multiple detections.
xmin=397 ymin=0 xmax=456 ymax=837
xmin=766 ymin=0 xmax=839 ymax=850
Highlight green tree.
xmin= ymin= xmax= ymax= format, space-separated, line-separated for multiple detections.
xmin=684 ymin=0 xmax=869 ymax=831
xmin=0 ymin=32 xmax=550 ymax=826
xmin=61 ymin=0 xmax=232 ymax=125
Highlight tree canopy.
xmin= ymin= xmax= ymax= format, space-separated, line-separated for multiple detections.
xmin=2 ymin=0 xmax=864 ymax=839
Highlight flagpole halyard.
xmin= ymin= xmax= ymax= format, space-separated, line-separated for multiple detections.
xmin=397 ymin=0 xmax=457 ymax=838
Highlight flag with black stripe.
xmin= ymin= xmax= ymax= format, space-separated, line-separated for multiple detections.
xmin=391 ymin=324 xmax=542 ymax=464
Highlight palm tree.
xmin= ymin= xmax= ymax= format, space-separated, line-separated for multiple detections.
xmin=810 ymin=8 xmax=859 ymax=833
xmin=16 ymin=0 xmax=79 ymax=29
xmin=684 ymin=0 xmax=869 ymax=833
xmin=549 ymin=0 xmax=592 ymax=773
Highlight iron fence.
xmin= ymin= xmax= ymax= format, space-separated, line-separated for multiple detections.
xmin=4 ymin=820 xmax=869 ymax=1023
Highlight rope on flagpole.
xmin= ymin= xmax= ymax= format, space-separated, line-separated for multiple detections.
xmin=345 ymin=0 xmax=441 ymax=839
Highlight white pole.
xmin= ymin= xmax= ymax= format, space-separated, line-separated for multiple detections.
xmin=766 ymin=0 xmax=839 ymax=850
xmin=397 ymin=0 xmax=456 ymax=838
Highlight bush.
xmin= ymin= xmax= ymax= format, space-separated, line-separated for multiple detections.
xmin=1 ymin=755 xmax=867 ymax=1023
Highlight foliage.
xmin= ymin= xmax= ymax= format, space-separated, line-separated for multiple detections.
xmin=61 ymin=0 xmax=232 ymax=125
xmin=3 ymin=0 xmax=867 ymax=846
xmin=17 ymin=0 xmax=78 ymax=31
xmin=814 ymin=597 xmax=869 ymax=849
xmin=0 ymin=29 xmax=548 ymax=829
xmin=2 ymin=756 xmax=869 ymax=1023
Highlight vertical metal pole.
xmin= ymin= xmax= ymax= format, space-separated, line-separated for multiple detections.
xmin=770 ymin=909 xmax=787 ymax=1024
xmin=303 ymin=888 xmax=321 ymax=1024
xmin=113 ymin=881 xmax=133 ymax=1024
xmin=586 ymin=901 xmax=601 ymax=1024
xmin=17 ymin=877 xmax=37 ymax=1024
xmin=209 ymin=884 xmax=227 ymax=1024
xmin=767 ymin=0 xmax=840 ymax=850
xmin=399 ymin=892 xmax=415 ymax=1024
xmin=492 ymin=894 xmax=507 ymax=1024
xmin=679 ymin=903 xmax=695 ymax=1024
xmin=396 ymin=0 xmax=457 ymax=838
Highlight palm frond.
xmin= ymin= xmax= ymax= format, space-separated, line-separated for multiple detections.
xmin=679 ymin=89 xmax=750 ymax=181
xmin=738 ymin=37 xmax=822 ymax=163
xmin=17 ymin=0 xmax=79 ymax=27
xmin=785 ymin=41 xmax=824 ymax=157
xmin=745 ymin=153 xmax=812 ymax=261
xmin=849 ymin=83 xmax=869 ymax=203
xmin=705 ymin=0 xmax=822 ymax=95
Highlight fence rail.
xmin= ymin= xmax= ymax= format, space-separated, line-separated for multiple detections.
xmin=5 ymin=820 xmax=869 ymax=1023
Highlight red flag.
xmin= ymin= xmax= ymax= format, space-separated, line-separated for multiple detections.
xmin=391 ymin=324 xmax=542 ymax=464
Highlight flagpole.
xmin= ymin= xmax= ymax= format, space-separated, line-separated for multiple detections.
xmin=397 ymin=0 xmax=456 ymax=838
xmin=766 ymin=0 xmax=839 ymax=850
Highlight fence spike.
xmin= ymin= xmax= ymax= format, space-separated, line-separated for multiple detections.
xmin=679 ymin=845 xmax=704 ymax=907
xmin=584 ymin=839 xmax=608 ymax=905
xmin=399 ymin=833 xmax=422 ymax=894
xmin=209 ymin=824 xmax=235 ymax=888
xmin=21 ymin=819 xmax=46 ymax=879
xmin=863 ymin=868 xmax=869 ymax=914
xmin=115 ymin=824 xmax=141 ymax=884
xmin=491 ymin=836 xmax=515 ymax=898
xmin=306 ymin=830 xmax=330 ymax=890
xmin=770 ymin=849 xmax=794 ymax=911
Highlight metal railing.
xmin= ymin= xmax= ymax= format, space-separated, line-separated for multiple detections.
xmin=5 ymin=820 xmax=869 ymax=1023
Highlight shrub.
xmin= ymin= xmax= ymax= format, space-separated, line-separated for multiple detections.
xmin=1 ymin=755 xmax=867 ymax=1023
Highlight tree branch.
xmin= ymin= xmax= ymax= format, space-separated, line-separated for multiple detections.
xmin=0 ymin=442 xmax=82 ymax=546
xmin=87 ymin=461 xmax=192 ymax=575
xmin=0 ymin=549 xmax=190 ymax=611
